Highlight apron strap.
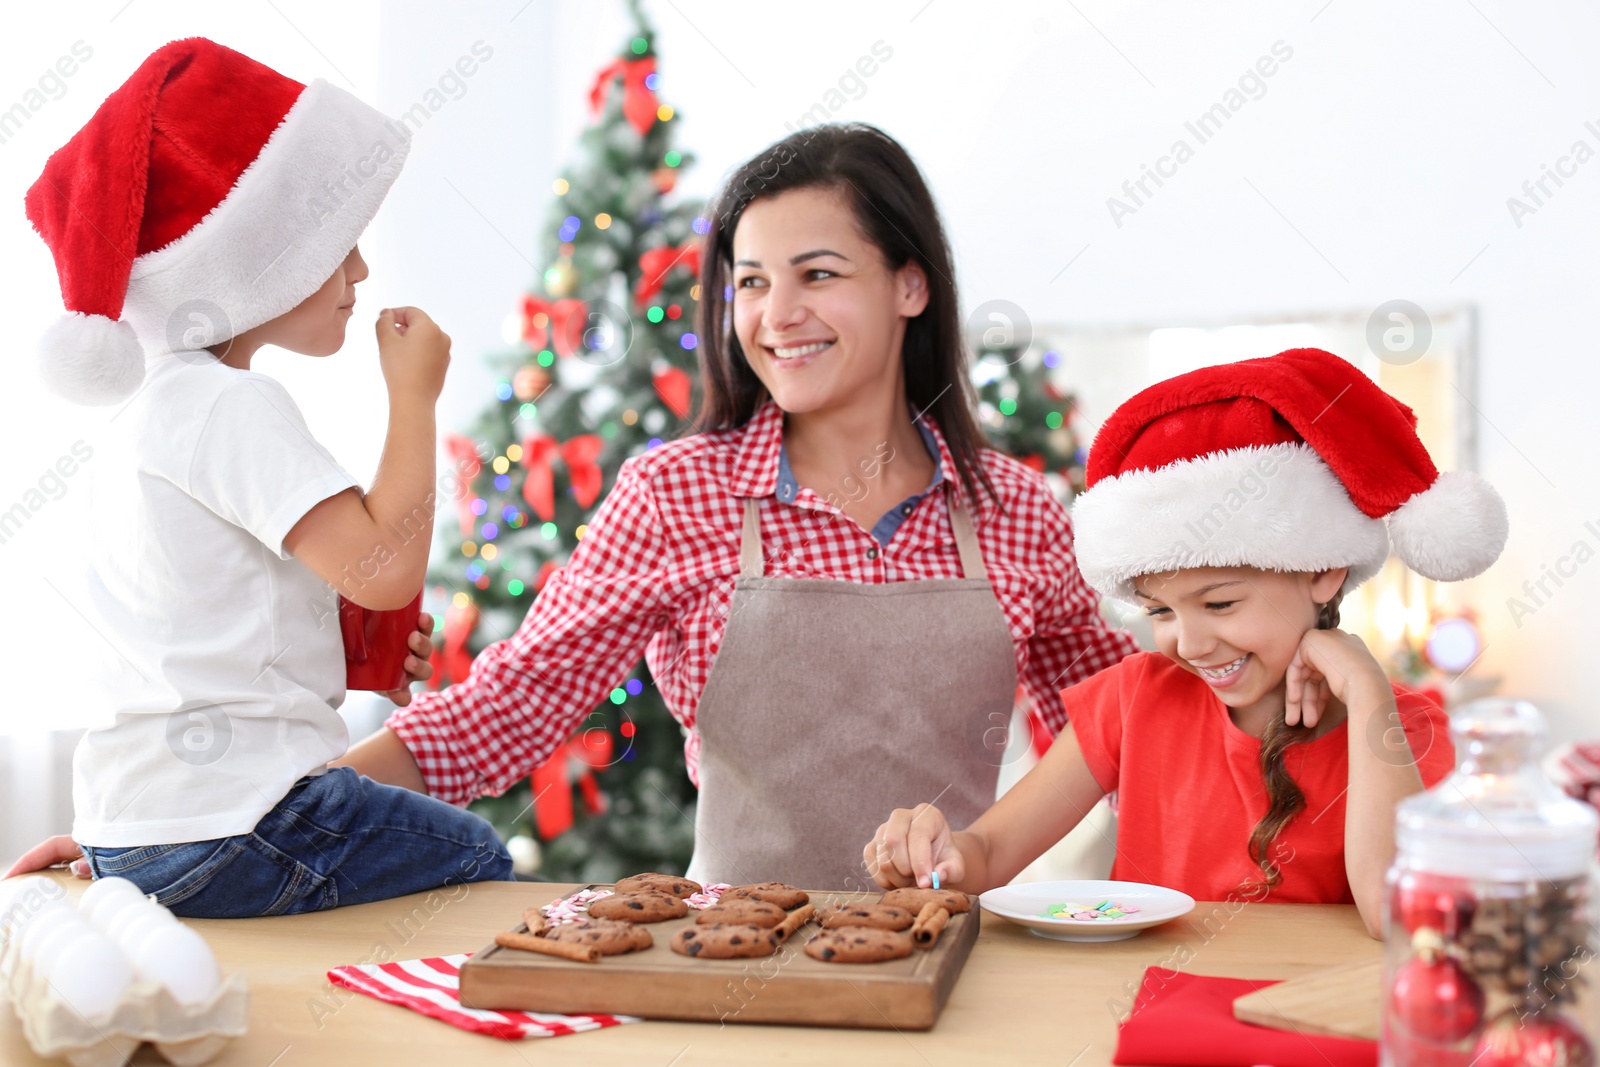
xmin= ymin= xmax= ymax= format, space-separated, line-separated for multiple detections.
xmin=741 ymin=493 xmax=988 ymax=581
xmin=948 ymin=496 xmax=987 ymax=581
xmin=740 ymin=497 xmax=765 ymax=578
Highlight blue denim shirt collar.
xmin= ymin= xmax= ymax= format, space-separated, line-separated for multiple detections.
xmin=776 ymin=419 xmax=943 ymax=546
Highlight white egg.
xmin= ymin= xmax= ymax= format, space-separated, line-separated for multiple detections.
xmin=132 ymin=923 xmax=219 ymax=1006
xmin=77 ymin=875 xmax=144 ymax=916
xmin=100 ymin=894 xmax=165 ymax=932
xmin=44 ymin=931 xmax=132 ymax=1020
xmin=19 ymin=907 xmax=89 ymax=963
xmin=28 ymin=923 xmax=99 ymax=987
xmin=110 ymin=905 xmax=177 ymax=958
xmin=1 ymin=878 xmax=67 ymax=942
xmin=85 ymin=884 xmax=150 ymax=931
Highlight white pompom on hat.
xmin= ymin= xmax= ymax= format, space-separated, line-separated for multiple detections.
xmin=25 ymin=37 xmax=409 ymax=405
xmin=1070 ymin=347 xmax=1509 ymax=603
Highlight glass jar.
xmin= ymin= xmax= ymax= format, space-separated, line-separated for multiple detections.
xmin=1382 ymin=699 xmax=1599 ymax=1067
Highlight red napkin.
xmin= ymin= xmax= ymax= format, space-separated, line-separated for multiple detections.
xmin=1114 ymin=968 xmax=1377 ymax=1067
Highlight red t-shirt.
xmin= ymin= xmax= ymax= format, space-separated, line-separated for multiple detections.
xmin=1064 ymin=652 xmax=1456 ymax=904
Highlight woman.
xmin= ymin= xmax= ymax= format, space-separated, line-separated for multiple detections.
xmin=12 ymin=124 xmax=1137 ymax=890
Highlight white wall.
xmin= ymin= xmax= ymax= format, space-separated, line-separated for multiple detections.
xmin=2 ymin=0 xmax=1595 ymax=770
xmin=629 ymin=0 xmax=1600 ymax=742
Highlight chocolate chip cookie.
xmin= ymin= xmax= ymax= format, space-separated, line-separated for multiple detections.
xmin=588 ymin=890 xmax=689 ymax=923
xmin=614 ymin=873 xmax=702 ymax=899
xmin=670 ymin=922 xmax=781 ymax=959
xmin=803 ymin=926 xmax=915 ymax=964
xmin=880 ymin=887 xmax=971 ymax=914
xmin=720 ymin=882 xmax=810 ymax=910
xmin=544 ymin=918 xmax=654 ymax=955
xmin=817 ymin=903 xmax=916 ymax=931
xmin=695 ymin=900 xmax=786 ymax=929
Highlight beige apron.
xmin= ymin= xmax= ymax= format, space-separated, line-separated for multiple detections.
xmin=685 ymin=493 xmax=1019 ymax=890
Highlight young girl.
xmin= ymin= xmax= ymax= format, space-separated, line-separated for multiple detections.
xmin=8 ymin=38 xmax=512 ymax=914
xmin=867 ymin=347 xmax=1509 ymax=936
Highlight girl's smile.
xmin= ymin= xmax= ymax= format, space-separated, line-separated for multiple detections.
xmin=1196 ymin=652 xmax=1251 ymax=688
xmin=1133 ymin=566 xmax=1346 ymax=733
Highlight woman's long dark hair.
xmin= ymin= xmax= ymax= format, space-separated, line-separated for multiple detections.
xmin=1245 ymin=592 xmax=1345 ymax=894
xmin=694 ymin=123 xmax=998 ymax=508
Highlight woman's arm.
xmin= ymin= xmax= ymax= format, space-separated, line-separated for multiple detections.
xmin=377 ymin=460 xmax=678 ymax=806
xmin=330 ymin=726 xmax=428 ymax=793
xmin=1019 ymin=500 xmax=1141 ymax=732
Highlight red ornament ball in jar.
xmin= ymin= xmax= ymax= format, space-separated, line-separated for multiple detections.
xmin=1471 ymin=1009 xmax=1594 ymax=1067
xmin=1395 ymin=871 xmax=1474 ymax=936
xmin=1390 ymin=936 xmax=1485 ymax=1045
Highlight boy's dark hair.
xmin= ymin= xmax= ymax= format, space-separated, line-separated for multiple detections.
xmin=693 ymin=123 xmax=998 ymax=509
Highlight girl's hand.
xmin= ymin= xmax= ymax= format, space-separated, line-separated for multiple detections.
xmin=865 ymin=803 xmax=964 ymax=889
xmin=5 ymin=835 xmax=90 ymax=879
xmin=1285 ymin=628 xmax=1390 ymax=728
xmin=380 ymin=611 xmax=435 ymax=706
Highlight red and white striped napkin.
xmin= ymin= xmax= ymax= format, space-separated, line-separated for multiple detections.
xmin=326 ymin=884 xmax=732 ymax=1038
xmin=325 ymin=953 xmax=637 ymax=1039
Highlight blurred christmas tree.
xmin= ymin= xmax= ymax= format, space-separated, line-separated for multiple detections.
xmin=973 ymin=343 xmax=1088 ymax=500
xmin=425 ymin=0 xmax=704 ymax=884
xmin=429 ymin=1 xmax=1087 ymax=883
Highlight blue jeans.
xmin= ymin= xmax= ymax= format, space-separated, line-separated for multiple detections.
xmin=79 ymin=768 xmax=513 ymax=918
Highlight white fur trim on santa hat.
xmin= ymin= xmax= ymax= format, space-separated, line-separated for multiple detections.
xmin=119 ymin=79 xmax=409 ymax=354
xmin=1070 ymin=442 xmax=1391 ymax=604
xmin=38 ymin=313 xmax=145 ymax=406
xmin=1387 ymin=469 xmax=1509 ymax=581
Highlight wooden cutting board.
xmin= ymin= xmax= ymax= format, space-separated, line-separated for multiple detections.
xmin=1231 ymin=956 xmax=1383 ymax=1040
xmin=457 ymin=886 xmax=980 ymax=1030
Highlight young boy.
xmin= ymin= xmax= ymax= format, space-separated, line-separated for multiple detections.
xmin=12 ymin=38 xmax=512 ymax=915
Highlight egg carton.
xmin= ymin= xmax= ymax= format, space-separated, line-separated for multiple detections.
xmin=2 ymin=936 xmax=247 ymax=1067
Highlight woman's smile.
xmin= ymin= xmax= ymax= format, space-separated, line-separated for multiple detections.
xmin=764 ymin=338 xmax=836 ymax=369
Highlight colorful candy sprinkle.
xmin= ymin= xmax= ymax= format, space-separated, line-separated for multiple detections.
xmin=1043 ymin=900 xmax=1142 ymax=922
xmin=541 ymin=882 xmax=732 ymax=926
xmin=685 ymin=883 xmax=731 ymax=910
xmin=932 ymin=871 xmax=941 ymax=890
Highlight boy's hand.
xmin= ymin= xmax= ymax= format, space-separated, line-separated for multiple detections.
xmin=375 ymin=307 xmax=450 ymax=405
xmin=1285 ymin=628 xmax=1391 ymax=728
xmin=380 ymin=611 xmax=435 ymax=706
xmin=865 ymin=803 xmax=964 ymax=889
xmin=5 ymin=835 xmax=90 ymax=879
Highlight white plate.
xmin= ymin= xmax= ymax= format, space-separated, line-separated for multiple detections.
xmin=979 ymin=880 xmax=1195 ymax=942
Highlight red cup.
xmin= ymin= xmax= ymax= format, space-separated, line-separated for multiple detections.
xmin=339 ymin=589 xmax=425 ymax=691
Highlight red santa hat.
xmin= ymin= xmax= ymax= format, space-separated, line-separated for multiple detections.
xmin=1070 ymin=347 xmax=1509 ymax=603
xmin=25 ymin=38 xmax=408 ymax=405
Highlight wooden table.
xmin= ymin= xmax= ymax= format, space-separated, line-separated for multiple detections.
xmin=2 ymin=873 xmax=1380 ymax=1066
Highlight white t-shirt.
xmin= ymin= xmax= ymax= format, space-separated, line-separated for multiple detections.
xmin=72 ymin=350 xmax=360 ymax=847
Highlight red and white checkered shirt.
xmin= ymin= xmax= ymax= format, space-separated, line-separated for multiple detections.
xmin=387 ymin=401 xmax=1140 ymax=806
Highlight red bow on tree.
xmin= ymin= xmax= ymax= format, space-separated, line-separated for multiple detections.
xmin=520 ymin=295 xmax=588 ymax=359
xmin=425 ymin=596 xmax=480 ymax=689
xmin=442 ymin=434 xmax=483 ymax=537
xmin=635 ymin=243 xmax=701 ymax=305
xmin=652 ymin=365 xmax=691 ymax=419
xmin=518 ymin=433 xmax=605 ymax=521
xmin=528 ymin=728 xmax=615 ymax=839
xmin=588 ymin=55 xmax=658 ymax=136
